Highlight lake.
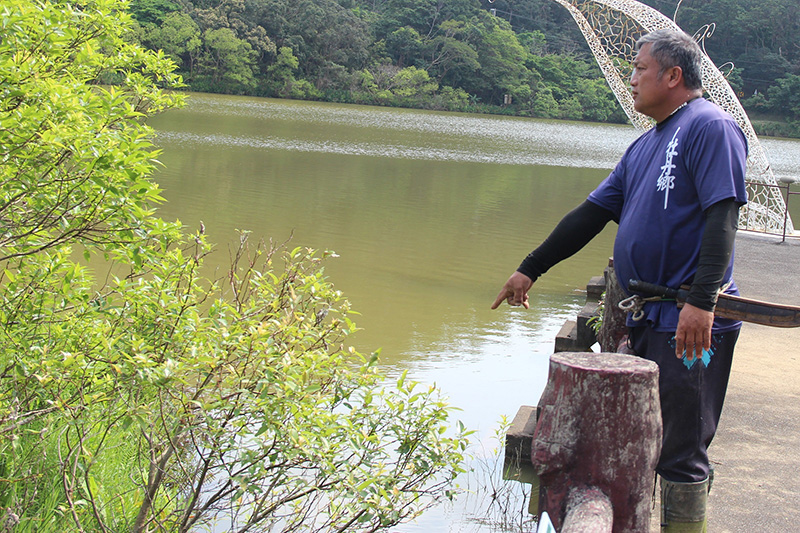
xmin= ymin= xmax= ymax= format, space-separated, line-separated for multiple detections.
xmin=147 ymin=93 xmax=800 ymax=531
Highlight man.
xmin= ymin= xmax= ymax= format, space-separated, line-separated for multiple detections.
xmin=492 ymin=29 xmax=747 ymax=531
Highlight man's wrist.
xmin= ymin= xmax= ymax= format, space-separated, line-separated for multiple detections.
xmin=686 ymin=287 xmax=717 ymax=313
xmin=516 ymin=259 xmax=543 ymax=282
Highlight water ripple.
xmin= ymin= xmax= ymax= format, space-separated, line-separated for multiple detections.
xmin=161 ymin=94 xmax=800 ymax=176
xmin=154 ymin=123 xmax=634 ymax=170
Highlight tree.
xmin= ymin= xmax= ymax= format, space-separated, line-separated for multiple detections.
xmin=141 ymin=11 xmax=203 ymax=74
xmin=264 ymin=46 xmax=318 ymax=98
xmin=386 ymin=26 xmax=425 ymax=68
xmin=426 ymin=19 xmax=481 ymax=86
xmin=129 ymin=0 xmax=181 ymax=24
xmin=0 ymin=0 xmax=181 ymax=265
xmin=253 ymin=0 xmax=372 ymax=91
xmin=0 ymin=1 xmax=470 ymax=531
xmin=646 ymin=0 xmax=800 ymax=96
xmin=123 ymin=0 xmax=800 ymax=130
xmin=378 ymin=0 xmax=440 ymax=37
xmin=201 ymin=27 xmax=258 ymax=91
xmin=766 ymin=74 xmax=800 ymax=119
xmin=735 ymin=48 xmax=791 ymax=96
xmin=460 ymin=12 xmax=530 ymax=105
xmin=559 ymin=95 xmax=583 ymax=120
xmin=532 ymin=86 xmax=560 ymax=118
xmin=392 ymin=65 xmax=439 ymax=98
xmin=574 ymin=77 xmax=621 ymax=123
xmin=479 ymin=0 xmax=584 ymax=53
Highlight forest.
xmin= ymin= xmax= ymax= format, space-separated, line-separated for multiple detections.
xmin=129 ymin=0 xmax=800 ymax=135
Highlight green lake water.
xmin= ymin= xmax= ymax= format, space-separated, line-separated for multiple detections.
xmin=146 ymin=93 xmax=800 ymax=531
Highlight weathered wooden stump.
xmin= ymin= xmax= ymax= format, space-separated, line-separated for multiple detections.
xmin=532 ymin=352 xmax=661 ymax=532
xmin=597 ymin=259 xmax=630 ymax=353
xmin=561 ymin=486 xmax=613 ymax=533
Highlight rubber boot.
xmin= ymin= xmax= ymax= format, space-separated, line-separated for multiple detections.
xmin=660 ymin=477 xmax=709 ymax=532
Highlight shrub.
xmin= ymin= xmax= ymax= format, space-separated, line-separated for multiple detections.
xmin=0 ymin=1 xmax=470 ymax=531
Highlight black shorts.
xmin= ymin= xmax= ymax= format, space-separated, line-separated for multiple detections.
xmin=628 ymin=325 xmax=740 ymax=482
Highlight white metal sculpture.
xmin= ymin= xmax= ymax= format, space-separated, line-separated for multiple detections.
xmin=549 ymin=0 xmax=792 ymax=234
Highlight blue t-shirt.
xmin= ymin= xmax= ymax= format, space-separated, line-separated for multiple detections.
xmin=588 ymin=98 xmax=748 ymax=332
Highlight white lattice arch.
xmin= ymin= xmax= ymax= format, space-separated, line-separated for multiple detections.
xmin=550 ymin=0 xmax=792 ymax=234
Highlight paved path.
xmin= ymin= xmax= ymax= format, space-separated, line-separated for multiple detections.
xmin=678 ymin=231 xmax=800 ymax=532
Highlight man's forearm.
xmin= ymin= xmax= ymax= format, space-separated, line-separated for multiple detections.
xmin=686 ymin=197 xmax=740 ymax=312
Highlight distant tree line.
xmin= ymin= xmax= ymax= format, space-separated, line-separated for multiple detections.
xmin=130 ymin=0 xmax=800 ymax=134
xmin=128 ymin=0 xmax=627 ymax=122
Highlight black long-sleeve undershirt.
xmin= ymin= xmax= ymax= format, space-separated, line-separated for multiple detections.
xmin=517 ymin=200 xmax=614 ymax=281
xmin=686 ymin=197 xmax=739 ymax=311
xmin=516 ymin=197 xmax=740 ymax=312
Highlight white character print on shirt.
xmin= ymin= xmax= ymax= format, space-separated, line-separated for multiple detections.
xmin=657 ymin=127 xmax=681 ymax=209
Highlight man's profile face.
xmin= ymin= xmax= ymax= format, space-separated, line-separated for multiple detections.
xmin=630 ymin=43 xmax=672 ymax=119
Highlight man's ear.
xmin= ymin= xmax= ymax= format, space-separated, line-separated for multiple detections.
xmin=666 ymin=66 xmax=684 ymax=88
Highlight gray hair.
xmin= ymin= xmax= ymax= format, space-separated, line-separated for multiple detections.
xmin=636 ymin=29 xmax=704 ymax=90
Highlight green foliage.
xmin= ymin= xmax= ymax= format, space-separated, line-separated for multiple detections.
xmin=766 ymin=74 xmax=800 ymax=118
xmin=519 ymin=53 xmax=626 ymax=122
xmin=125 ymin=0 xmax=627 ymax=120
xmin=463 ymin=12 xmax=530 ymax=103
xmin=386 ymin=26 xmax=425 ymax=68
xmin=352 ymin=64 xmax=471 ymax=110
xmin=263 ymin=46 xmax=319 ymax=99
xmin=254 ymin=0 xmax=372 ymax=88
xmin=741 ymin=92 xmax=770 ymax=113
xmin=199 ymin=27 xmax=258 ymax=92
xmin=741 ymin=74 xmax=800 ymax=135
xmin=122 ymin=0 xmax=800 ymax=130
xmin=129 ymin=0 xmax=181 ymax=24
xmin=750 ymin=119 xmax=800 ymax=139
xmin=574 ymin=77 xmax=623 ymax=123
xmin=392 ymin=66 xmax=438 ymax=98
xmin=733 ymin=48 xmax=791 ymax=96
xmin=3 ymin=237 xmax=470 ymax=532
xmin=662 ymin=0 xmax=800 ymax=80
xmin=428 ymin=20 xmax=482 ymax=84
xmin=559 ymin=96 xmax=583 ymax=121
xmin=532 ymin=87 xmax=559 ymax=118
xmin=0 ymin=0 xmax=184 ymax=264
xmin=0 ymin=1 xmax=470 ymax=531
xmin=140 ymin=12 xmax=202 ymax=71
xmin=723 ymin=66 xmax=745 ymax=97
xmin=587 ymin=292 xmax=605 ymax=334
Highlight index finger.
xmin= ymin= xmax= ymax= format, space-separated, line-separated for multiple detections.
xmin=491 ymin=288 xmax=511 ymax=309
